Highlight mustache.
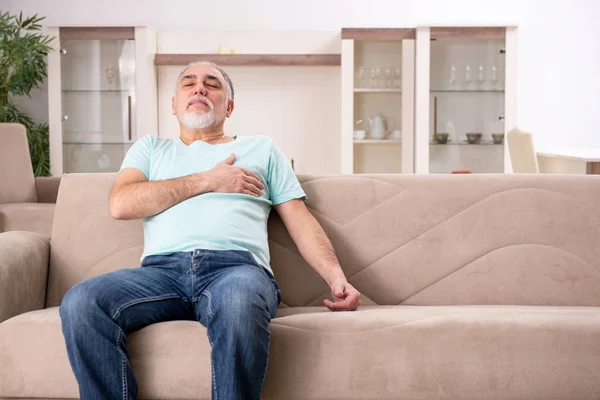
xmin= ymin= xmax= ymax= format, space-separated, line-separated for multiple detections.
xmin=187 ymin=96 xmax=214 ymax=110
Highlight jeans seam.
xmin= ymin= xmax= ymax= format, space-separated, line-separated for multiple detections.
xmin=117 ymin=330 xmax=128 ymax=400
xmin=257 ymin=330 xmax=271 ymax=397
xmin=111 ymin=294 xmax=181 ymax=321
xmin=201 ymin=290 xmax=213 ymax=319
xmin=207 ymin=332 xmax=218 ymax=400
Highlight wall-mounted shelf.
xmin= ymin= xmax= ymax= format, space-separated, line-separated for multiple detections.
xmin=154 ymin=54 xmax=341 ymax=66
xmin=342 ymin=28 xmax=416 ymax=40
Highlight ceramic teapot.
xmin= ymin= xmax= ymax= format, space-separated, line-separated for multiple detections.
xmin=369 ymin=113 xmax=395 ymax=139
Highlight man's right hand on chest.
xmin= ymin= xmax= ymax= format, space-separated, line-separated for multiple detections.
xmin=198 ymin=153 xmax=264 ymax=198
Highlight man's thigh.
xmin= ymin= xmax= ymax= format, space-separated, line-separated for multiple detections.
xmin=195 ymin=255 xmax=281 ymax=326
xmin=62 ymin=254 xmax=194 ymax=332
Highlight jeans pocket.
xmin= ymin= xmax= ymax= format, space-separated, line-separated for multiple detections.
xmin=141 ymin=253 xmax=180 ymax=268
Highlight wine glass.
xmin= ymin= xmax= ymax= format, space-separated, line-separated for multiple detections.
xmin=464 ymin=64 xmax=472 ymax=88
xmin=490 ymin=65 xmax=498 ymax=90
xmin=476 ymin=64 xmax=485 ymax=87
xmin=394 ymin=67 xmax=402 ymax=88
xmin=356 ymin=66 xmax=366 ymax=88
xmin=383 ymin=67 xmax=392 ymax=88
xmin=370 ymin=67 xmax=380 ymax=88
xmin=448 ymin=64 xmax=457 ymax=90
xmin=105 ymin=65 xmax=116 ymax=90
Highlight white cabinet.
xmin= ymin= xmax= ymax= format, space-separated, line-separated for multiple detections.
xmin=47 ymin=26 xmax=157 ymax=175
xmin=414 ymin=26 xmax=518 ymax=174
xmin=342 ymin=26 xmax=518 ymax=175
xmin=341 ymin=29 xmax=415 ymax=174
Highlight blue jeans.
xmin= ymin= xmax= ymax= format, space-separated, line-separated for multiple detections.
xmin=59 ymin=249 xmax=281 ymax=400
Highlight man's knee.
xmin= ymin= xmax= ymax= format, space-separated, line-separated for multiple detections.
xmin=59 ymin=277 xmax=111 ymax=323
xmin=212 ymin=267 xmax=278 ymax=321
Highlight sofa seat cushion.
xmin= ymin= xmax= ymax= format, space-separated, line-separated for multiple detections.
xmin=0 ymin=307 xmax=213 ymax=399
xmin=0 ymin=203 xmax=55 ymax=238
xmin=1 ymin=305 xmax=599 ymax=399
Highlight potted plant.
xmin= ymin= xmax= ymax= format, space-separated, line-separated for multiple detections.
xmin=0 ymin=11 xmax=54 ymax=176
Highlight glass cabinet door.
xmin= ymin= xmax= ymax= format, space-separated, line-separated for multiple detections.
xmin=416 ymin=27 xmax=508 ymax=174
xmin=352 ymin=39 xmax=404 ymax=173
xmin=60 ymin=32 xmax=136 ymax=173
xmin=341 ymin=29 xmax=415 ymax=174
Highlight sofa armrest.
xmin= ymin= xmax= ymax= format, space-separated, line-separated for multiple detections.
xmin=35 ymin=176 xmax=62 ymax=203
xmin=0 ymin=231 xmax=49 ymax=323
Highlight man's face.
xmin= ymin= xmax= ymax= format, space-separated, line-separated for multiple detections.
xmin=172 ymin=63 xmax=233 ymax=130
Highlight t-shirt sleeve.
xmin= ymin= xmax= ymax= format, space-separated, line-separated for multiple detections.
xmin=267 ymin=140 xmax=307 ymax=205
xmin=119 ymin=135 xmax=156 ymax=179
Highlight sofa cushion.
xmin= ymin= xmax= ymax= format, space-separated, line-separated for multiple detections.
xmin=0 ymin=307 xmax=212 ymax=399
xmin=47 ymin=173 xmax=600 ymax=309
xmin=0 ymin=231 xmax=49 ymax=323
xmin=267 ymin=305 xmax=600 ymax=399
xmin=1 ymin=305 xmax=599 ymax=399
xmin=34 ymin=176 xmax=62 ymax=204
xmin=0 ymin=203 xmax=55 ymax=237
xmin=0 ymin=123 xmax=37 ymax=204
xmin=46 ymin=174 xmax=143 ymax=307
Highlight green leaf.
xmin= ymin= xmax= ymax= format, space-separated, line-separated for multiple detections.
xmin=27 ymin=122 xmax=51 ymax=176
xmin=0 ymin=11 xmax=54 ymax=176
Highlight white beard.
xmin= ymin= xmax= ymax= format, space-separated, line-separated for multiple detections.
xmin=177 ymin=97 xmax=227 ymax=129
xmin=177 ymin=110 xmax=215 ymax=129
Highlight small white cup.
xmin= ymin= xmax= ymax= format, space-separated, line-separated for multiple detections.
xmin=353 ymin=130 xmax=366 ymax=140
xmin=391 ymin=130 xmax=402 ymax=140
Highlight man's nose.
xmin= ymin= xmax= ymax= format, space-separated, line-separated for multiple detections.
xmin=194 ymin=84 xmax=208 ymax=97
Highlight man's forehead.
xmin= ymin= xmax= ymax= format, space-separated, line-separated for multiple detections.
xmin=180 ymin=65 xmax=223 ymax=82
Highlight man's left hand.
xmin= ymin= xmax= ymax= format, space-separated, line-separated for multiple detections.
xmin=324 ymin=281 xmax=361 ymax=311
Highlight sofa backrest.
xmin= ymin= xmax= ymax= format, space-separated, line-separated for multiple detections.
xmin=0 ymin=123 xmax=37 ymax=203
xmin=46 ymin=173 xmax=600 ymax=308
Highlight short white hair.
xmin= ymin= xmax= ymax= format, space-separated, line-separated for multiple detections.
xmin=174 ymin=61 xmax=234 ymax=100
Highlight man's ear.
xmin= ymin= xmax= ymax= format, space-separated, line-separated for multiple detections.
xmin=226 ymin=99 xmax=235 ymax=118
xmin=171 ymin=96 xmax=176 ymax=115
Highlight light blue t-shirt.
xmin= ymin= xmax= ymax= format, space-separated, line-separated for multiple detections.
xmin=119 ymin=135 xmax=306 ymax=276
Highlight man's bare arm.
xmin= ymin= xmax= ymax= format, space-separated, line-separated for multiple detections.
xmin=108 ymin=168 xmax=208 ymax=220
xmin=274 ymin=199 xmax=361 ymax=311
xmin=109 ymin=153 xmax=264 ymax=220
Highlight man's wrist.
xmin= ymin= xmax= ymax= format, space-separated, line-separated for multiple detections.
xmin=326 ymin=271 xmax=348 ymax=287
xmin=189 ymin=172 xmax=211 ymax=195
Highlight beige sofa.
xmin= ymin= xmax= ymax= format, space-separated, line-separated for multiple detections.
xmin=1 ymin=172 xmax=600 ymax=399
xmin=0 ymin=123 xmax=61 ymax=238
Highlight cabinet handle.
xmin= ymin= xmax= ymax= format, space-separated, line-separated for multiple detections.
xmin=127 ymin=95 xmax=132 ymax=141
xmin=433 ymin=96 xmax=438 ymax=141
xmin=61 ymin=115 xmax=68 ymax=121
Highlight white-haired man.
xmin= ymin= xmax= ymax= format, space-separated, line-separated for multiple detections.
xmin=59 ymin=61 xmax=361 ymax=399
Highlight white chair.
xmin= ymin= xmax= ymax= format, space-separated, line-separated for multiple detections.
xmin=507 ymin=128 xmax=540 ymax=173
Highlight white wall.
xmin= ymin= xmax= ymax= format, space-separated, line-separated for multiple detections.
xmin=5 ymin=0 xmax=600 ymax=152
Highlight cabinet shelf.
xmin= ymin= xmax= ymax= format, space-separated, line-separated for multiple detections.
xmin=63 ymin=141 xmax=134 ymax=145
xmin=430 ymin=90 xmax=504 ymax=93
xmin=154 ymin=54 xmax=341 ymax=66
xmin=354 ymin=139 xmax=402 ymax=144
xmin=62 ymin=90 xmax=135 ymax=93
xmin=354 ymin=88 xmax=402 ymax=93
xmin=430 ymin=141 xmax=503 ymax=146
